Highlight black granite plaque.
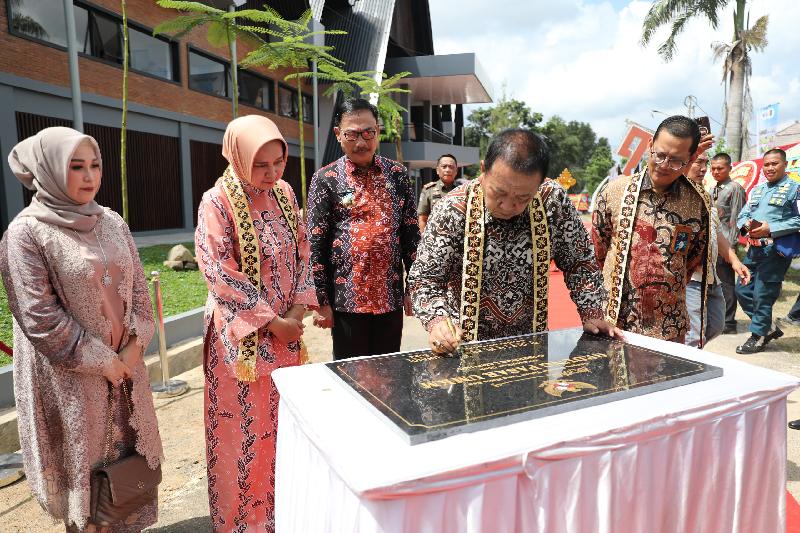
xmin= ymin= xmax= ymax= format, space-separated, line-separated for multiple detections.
xmin=327 ymin=328 xmax=723 ymax=444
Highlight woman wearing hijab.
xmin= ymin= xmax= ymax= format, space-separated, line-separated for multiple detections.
xmin=0 ymin=127 xmax=163 ymax=532
xmin=196 ymin=115 xmax=317 ymax=531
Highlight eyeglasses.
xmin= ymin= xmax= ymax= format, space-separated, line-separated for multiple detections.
xmin=650 ymin=150 xmax=690 ymax=171
xmin=341 ymin=129 xmax=377 ymax=142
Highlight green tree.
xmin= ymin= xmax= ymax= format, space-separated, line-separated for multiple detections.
xmin=238 ymin=8 xmax=346 ymax=208
xmin=582 ymin=139 xmax=615 ymax=194
xmin=641 ymin=0 xmax=769 ymax=162
xmin=155 ymin=0 xmax=263 ymax=119
xmin=463 ymin=91 xmax=543 ymax=177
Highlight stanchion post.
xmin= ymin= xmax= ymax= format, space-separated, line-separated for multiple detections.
xmin=150 ymin=271 xmax=189 ymax=398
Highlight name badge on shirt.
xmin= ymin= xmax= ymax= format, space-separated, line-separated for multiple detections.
xmin=671 ymin=224 xmax=693 ymax=256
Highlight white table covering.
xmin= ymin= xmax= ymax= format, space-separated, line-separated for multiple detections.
xmin=273 ymin=332 xmax=798 ymax=533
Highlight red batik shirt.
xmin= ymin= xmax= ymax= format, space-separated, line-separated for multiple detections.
xmin=307 ymin=155 xmax=420 ymax=314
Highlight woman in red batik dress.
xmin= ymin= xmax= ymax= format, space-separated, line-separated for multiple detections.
xmin=195 ymin=115 xmax=317 ymax=532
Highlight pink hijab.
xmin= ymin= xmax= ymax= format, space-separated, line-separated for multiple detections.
xmin=222 ymin=115 xmax=288 ymax=187
xmin=9 ymin=127 xmax=104 ymax=232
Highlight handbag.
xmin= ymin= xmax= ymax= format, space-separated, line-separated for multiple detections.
xmin=89 ymin=380 xmax=162 ymax=527
xmin=775 ymin=232 xmax=800 ymax=259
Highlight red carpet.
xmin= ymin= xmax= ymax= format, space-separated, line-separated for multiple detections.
xmin=547 ymin=268 xmax=581 ymax=330
xmin=789 ymin=491 xmax=800 ymax=533
xmin=547 ymin=265 xmax=800 ymax=531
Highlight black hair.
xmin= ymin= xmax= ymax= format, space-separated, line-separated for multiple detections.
xmin=653 ymin=115 xmax=701 ymax=154
xmin=437 ymin=153 xmax=458 ymax=166
xmin=333 ymin=98 xmax=379 ymax=127
xmin=763 ymin=148 xmax=787 ymax=161
xmin=711 ymin=152 xmax=732 ymax=165
xmin=484 ymin=128 xmax=550 ymax=178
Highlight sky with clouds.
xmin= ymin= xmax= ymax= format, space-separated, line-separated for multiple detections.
xmin=429 ymin=0 xmax=800 ymax=157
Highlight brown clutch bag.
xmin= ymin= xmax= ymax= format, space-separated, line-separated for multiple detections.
xmin=89 ymin=381 xmax=162 ymax=527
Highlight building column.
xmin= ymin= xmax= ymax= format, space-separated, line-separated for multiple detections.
xmin=179 ymin=122 xmax=194 ymax=230
xmin=454 ymin=104 xmax=464 ymax=146
xmin=0 ymin=84 xmax=23 ymax=231
xmin=399 ymin=83 xmax=411 ymax=141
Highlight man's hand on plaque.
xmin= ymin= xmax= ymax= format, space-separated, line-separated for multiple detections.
xmin=429 ymin=317 xmax=462 ymax=355
xmin=313 ymin=305 xmax=334 ymax=329
xmin=583 ymin=318 xmax=625 ymax=340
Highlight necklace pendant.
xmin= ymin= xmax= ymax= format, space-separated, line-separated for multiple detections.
xmin=102 ymin=272 xmax=112 ymax=287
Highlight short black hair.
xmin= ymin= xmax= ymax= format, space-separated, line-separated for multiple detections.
xmin=653 ymin=115 xmax=701 ymax=154
xmin=484 ymin=128 xmax=550 ymax=179
xmin=437 ymin=154 xmax=457 ymax=166
xmin=764 ymin=148 xmax=787 ymax=161
xmin=711 ymin=153 xmax=732 ymax=165
xmin=334 ymin=98 xmax=379 ymax=127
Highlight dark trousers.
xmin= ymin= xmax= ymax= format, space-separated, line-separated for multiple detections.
xmin=789 ymin=293 xmax=800 ymax=321
xmin=736 ymin=245 xmax=792 ymax=337
xmin=332 ymin=309 xmax=403 ymax=360
xmin=716 ymin=255 xmax=738 ymax=327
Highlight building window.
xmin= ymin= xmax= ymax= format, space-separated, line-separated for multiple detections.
xmin=8 ymin=0 xmax=70 ymax=46
xmin=238 ymin=70 xmax=274 ymax=111
xmin=188 ymin=50 xmax=228 ymax=98
xmin=129 ymin=26 xmax=176 ymax=80
xmin=278 ymin=84 xmax=313 ymax=124
xmin=8 ymin=1 xmax=178 ymax=82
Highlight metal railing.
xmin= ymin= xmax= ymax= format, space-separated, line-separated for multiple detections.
xmin=402 ymin=123 xmax=454 ymax=145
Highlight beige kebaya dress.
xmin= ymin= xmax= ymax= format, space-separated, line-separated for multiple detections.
xmin=0 ymin=208 xmax=163 ymax=532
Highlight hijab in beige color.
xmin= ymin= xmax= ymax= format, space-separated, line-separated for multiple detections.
xmin=222 ymin=114 xmax=288 ymax=187
xmin=9 ymin=126 xmax=104 ymax=232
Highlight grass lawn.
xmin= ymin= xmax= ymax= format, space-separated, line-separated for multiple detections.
xmin=0 ymin=242 xmax=208 ymax=366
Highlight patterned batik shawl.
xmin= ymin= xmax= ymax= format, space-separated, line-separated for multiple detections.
xmin=605 ymin=171 xmax=713 ymax=346
xmin=459 ymin=180 xmax=551 ymax=342
xmin=220 ymin=166 xmax=301 ymax=381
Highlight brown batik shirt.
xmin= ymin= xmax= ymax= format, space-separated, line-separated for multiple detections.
xmin=592 ymin=172 xmax=709 ymax=343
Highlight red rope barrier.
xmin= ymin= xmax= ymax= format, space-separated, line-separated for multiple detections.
xmin=0 ymin=341 xmax=11 ymax=357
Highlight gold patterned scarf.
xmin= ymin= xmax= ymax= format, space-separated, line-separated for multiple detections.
xmin=605 ymin=171 xmax=713 ymax=346
xmin=220 ymin=166 xmax=300 ymax=381
xmin=459 ymin=180 xmax=551 ymax=342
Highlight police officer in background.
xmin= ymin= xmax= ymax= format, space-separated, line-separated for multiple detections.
xmin=735 ymin=148 xmax=800 ymax=354
xmin=418 ymin=154 xmax=458 ymax=233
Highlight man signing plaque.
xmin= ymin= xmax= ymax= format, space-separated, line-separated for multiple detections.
xmin=408 ymin=128 xmax=621 ymax=354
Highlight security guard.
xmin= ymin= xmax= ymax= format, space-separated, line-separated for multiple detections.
xmin=735 ymin=148 xmax=800 ymax=353
xmin=418 ymin=154 xmax=458 ymax=233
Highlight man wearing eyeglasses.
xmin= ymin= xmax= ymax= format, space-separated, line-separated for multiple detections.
xmin=418 ymin=154 xmax=458 ymax=233
xmin=592 ymin=115 xmax=713 ymax=344
xmin=307 ymin=98 xmax=420 ymax=360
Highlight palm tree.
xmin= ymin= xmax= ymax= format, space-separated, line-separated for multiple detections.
xmin=641 ymin=0 xmax=768 ymax=162
xmin=288 ymin=62 xmax=411 ymax=164
xmin=154 ymin=0 xmax=264 ymax=119
xmin=237 ymin=8 xmax=346 ymax=208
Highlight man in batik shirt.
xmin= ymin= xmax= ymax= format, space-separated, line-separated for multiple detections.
xmin=308 ymin=98 xmax=420 ymax=359
xmin=592 ymin=115 xmax=711 ymax=344
xmin=409 ymin=129 xmax=620 ymax=354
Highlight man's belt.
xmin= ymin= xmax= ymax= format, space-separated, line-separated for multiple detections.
xmin=748 ymin=237 xmax=773 ymax=247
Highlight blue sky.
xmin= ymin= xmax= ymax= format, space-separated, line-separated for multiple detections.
xmin=430 ymin=0 xmax=799 ymax=159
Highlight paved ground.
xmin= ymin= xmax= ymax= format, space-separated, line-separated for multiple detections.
xmin=1 ymin=310 xmax=799 ymax=531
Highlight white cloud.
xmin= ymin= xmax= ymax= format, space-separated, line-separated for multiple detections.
xmin=430 ymin=0 xmax=800 ymax=158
